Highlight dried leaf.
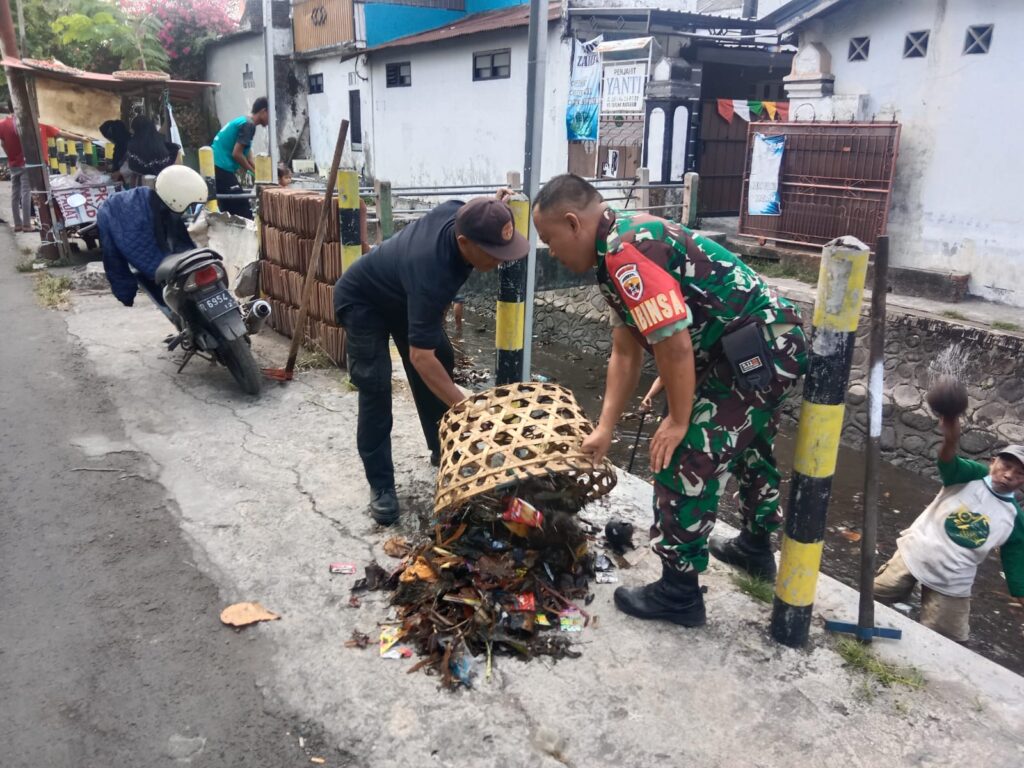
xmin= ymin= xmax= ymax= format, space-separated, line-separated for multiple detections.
xmin=383 ymin=536 xmax=411 ymax=558
xmin=399 ymin=556 xmax=438 ymax=583
xmin=345 ymin=629 xmax=371 ymax=649
xmin=219 ymin=602 xmax=280 ymax=627
xmin=838 ymin=528 xmax=862 ymax=542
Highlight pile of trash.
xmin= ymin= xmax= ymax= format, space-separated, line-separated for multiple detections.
xmin=358 ymin=478 xmax=633 ymax=689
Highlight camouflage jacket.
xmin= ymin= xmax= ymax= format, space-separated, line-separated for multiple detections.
xmin=596 ymin=208 xmax=802 ymax=370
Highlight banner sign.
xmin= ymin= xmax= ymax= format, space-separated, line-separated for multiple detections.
xmin=601 ymin=61 xmax=647 ymax=114
xmin=748 ymin=133 xmax=785 ymax=216
xmin=54 ymin=184 xmax=117 ymax=226
xmin=566 ymin=35 xmax=603 ymax=141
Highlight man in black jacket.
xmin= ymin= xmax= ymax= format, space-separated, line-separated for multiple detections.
xmin=335 ymin=194 xmax=528 ymax=524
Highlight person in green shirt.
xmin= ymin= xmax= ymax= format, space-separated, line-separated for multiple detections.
xmin=532 ymin=174 xmax=807 ymax=627
xmin=211 ymin=97 xmax=269 ymax=218
xmin=875 ymin=415 xmax=1024 ymax=642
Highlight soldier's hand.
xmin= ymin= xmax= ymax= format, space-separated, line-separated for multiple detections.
xmin=582 ymin=425 xmax=613 ymax=464
xmin=650 ymin=417 xmax=687 ymax=473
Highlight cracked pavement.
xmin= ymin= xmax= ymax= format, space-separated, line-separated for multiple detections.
xmin=7 ymin=262 xmax=1024 ymax=766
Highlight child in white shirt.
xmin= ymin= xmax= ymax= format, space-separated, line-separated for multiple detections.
xmin=874 ymin=415 xmax=1024 ymax=641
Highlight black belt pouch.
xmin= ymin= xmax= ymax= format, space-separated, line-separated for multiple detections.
xmin=720 ymin=323 xmax=775 ymax=391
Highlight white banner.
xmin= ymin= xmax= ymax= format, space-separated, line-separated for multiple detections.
xmin=601 ymin=62 xmax=647 ymax=114
xmin=54 ymin=185 xmax=118 ymax=226
xmin=748 ymin=133 xmax=785 ymax=216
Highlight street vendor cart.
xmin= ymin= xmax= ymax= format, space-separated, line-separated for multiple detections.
xmin=1 ymin=56 xmax=217 ymax=258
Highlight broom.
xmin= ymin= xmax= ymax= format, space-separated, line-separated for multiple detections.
xmin=263 ymin=119 xmax=350 ymax=382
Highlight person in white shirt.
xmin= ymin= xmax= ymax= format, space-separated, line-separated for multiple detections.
xmin=874 ymin=415 xmax=1024 ymax=641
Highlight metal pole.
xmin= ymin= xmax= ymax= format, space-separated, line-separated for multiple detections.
xmin=520 ymin=0 xmax=547 ymax=378
xmin=858 ymin=235 xmax=888 ymax=642
xmin=15 ymin=0 xmax=26 ymax=55
xmin=263 ymin=0 xmax=278 ymax=182
xmin=771 ymin=236 xmax=870 ymax=648
xmin=374 ymin=180 xmax=393 ymax=243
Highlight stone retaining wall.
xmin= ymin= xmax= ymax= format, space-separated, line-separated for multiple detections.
xmin=466 ymin=286 xmax=1024 ymax=479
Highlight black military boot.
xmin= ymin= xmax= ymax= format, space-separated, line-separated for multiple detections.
xmin=369 ymin=487 xmax=400 ymax=526
xmin=613 ymin=563 xmax=706 ymax=627
xmin=709 ymin=528 xmax=776 ymax=581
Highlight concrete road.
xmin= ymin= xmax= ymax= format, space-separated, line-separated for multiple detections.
xmin=2 ymin=227 xmax=1023 ymax=767
xmin=0 ymin=237 xmax=323 ymax=766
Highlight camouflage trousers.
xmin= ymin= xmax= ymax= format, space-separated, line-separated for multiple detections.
xmin=652 ymin=324 xmax=808 ymax=574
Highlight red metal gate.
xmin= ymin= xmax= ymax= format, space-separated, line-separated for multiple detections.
xmin=738 ymin=122 xmax=901 ymax=250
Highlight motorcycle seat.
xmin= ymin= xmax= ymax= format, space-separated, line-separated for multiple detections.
xmin=155 ymin=248 xmax=223 ymax=285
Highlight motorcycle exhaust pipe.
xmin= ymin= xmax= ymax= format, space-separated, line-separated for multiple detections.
xmin=244 ymin=300 xmax=272 ymax=335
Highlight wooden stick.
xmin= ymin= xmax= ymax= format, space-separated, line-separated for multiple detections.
xmin=284 ymin=119 xmax=349 ymax=375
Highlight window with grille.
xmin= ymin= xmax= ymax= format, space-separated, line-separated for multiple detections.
xmin=308 ymin=73 xmax=324 ymax=94
xmin=848 ymin=36 xmax=870 ymax=62
xmin=473 ymin=49 xmax=511 ymax=81
xmin=903 ymin=30 xmax=929 ymax=59
xmin=964 ymin=24 xmax=994 ymax=55
xmin=386 ymin=62 xmax=411 ymax=88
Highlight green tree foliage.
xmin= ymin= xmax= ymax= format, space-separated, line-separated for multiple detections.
xmin=51 ymin=0 xmax=169 ymax=72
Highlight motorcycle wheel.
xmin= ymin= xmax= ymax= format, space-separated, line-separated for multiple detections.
xmin=218 ymin=337 xmax=262 ymax=395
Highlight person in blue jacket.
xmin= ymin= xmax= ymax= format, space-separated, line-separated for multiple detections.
xmin=97 ymin=165 xmax=210 ymax=307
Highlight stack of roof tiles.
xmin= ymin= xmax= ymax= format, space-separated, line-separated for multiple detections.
xmin=259 ymin=188 xmax=346 ymax=365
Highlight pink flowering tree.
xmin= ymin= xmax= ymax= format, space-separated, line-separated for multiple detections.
xmin=119 ymin=0 xmax=239 ymax=80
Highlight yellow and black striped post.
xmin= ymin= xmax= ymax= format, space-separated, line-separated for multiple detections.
xmin=770 ymin=236 xmax=870 ymax=647
xmin=103 ymin=141 xmax=114 ymax=171
xmin=495 ymin=194 xmax=528 ymax=384
xmin=337 ymin=169 xmax=361 ymax=273
xmin=66 ymin=142 xmax=80 ymax=174
xmin=83 ymin=140 xmax=93 ymax=166
xmin=198 ymin=146 xmax=219 ymax=213
xmin=254 ymin=153 xmax=272 ymax=184
xmin=56 ymin=138 xmax=67 ymax=175
xmin=47 ymin=136 xmax=58 ymax=174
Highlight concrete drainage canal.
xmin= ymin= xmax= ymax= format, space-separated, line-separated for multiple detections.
xmin=450 ymin=311 xmax=1024 ymax=676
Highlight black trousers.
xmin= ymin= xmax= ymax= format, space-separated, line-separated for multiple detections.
xmin=341 ymin=309 xmax=454 ymax=492
xmin=214 ymin=166 xmax=253 ymax=219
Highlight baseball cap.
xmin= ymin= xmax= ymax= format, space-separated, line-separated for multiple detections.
xmin=997 ymin=445 xmax=1024 ymax=467
xmin=455 ymin=197 xmax=529 ymax=262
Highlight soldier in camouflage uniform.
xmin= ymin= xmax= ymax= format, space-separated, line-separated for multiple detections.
xmin=533 ymin=175 xmax=807 ymax=626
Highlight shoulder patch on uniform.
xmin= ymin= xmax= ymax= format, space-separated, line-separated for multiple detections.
xmin=614 ymin=263 xmax=644 ymax=301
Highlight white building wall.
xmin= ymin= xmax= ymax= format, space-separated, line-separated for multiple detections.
xmin=807 ymin=0 xmax=1024 ymax=306
xmin=304 ymin=25 xmax=570 ymax=187
xmin=206 ymin=34 xmax=271 ymax=156
xmin=306 ymin=56 xmax=373 ymax=176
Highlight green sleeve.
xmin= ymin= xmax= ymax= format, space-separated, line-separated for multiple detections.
xmin=999 ymin=507 xmax=1024 ymax=598
xmin=937 ymin=456 xmax=989 ymax=486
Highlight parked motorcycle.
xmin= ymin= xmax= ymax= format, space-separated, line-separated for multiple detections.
xmin=140 ymin=247 xmax=270 ymax=396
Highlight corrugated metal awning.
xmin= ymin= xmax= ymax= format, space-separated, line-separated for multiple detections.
xmin=1 ymin=57 xmax=218 ymax=101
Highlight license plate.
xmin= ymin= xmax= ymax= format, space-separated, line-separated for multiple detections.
xmin=196 ymin=289 xmax=238 ymax=319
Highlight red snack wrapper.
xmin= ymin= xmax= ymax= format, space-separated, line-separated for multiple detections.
xmin=513 ymin=593 xmax=536 ymax=612
xmin=501 ymin=497 xmax=544 ymax=529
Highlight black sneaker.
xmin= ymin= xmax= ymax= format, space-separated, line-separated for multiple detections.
xmin=429 ymin=450 xmax=440 ymax=467
xmin=370 ymin=488 xmax=400 ymax=526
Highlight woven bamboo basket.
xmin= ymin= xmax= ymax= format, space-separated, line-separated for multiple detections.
xmin=433 ymin=382 xmax=617 ymax=516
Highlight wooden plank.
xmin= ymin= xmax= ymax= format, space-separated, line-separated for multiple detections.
xmin=293 ymin=0 xmax=355 ymax=54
